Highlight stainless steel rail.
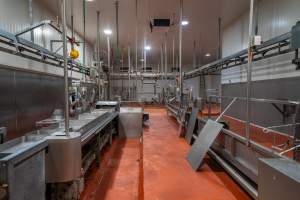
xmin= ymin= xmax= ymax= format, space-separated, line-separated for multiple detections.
xmin=0 ymin=26 xmax=90 ymax=75
xmin=184 ymin=32 xmax=293 ymax=79
xmin=208 ymin=95 xmax=300 ymax=105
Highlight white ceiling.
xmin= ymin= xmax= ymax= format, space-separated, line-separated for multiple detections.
xmin=40 ymin=0 xmax=249 ymax=65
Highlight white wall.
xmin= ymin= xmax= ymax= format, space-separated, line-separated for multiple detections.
xmin=0 ymin=0 xmax=94 ymax=79
xmin=223 ymin=0 xmax=300 ymax=57
xmin=221 ymin=0 xmax=300 ymax=84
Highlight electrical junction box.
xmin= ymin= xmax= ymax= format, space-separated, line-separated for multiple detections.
xmin=253 ymin=35 xmax=262 ymax=46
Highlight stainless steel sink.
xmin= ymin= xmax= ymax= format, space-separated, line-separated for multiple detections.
xmin=0 ymin=152 xmax=11 ymax=159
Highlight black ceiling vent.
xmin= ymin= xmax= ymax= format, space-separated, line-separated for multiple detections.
xmin=150 ymin=19 xmax=170 ymax=33
xmin=153 ymin=19 xmax=170 ymax=27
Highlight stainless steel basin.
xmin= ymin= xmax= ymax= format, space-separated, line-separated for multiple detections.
xmin=0 ymin=152 xmax=11 ymax=159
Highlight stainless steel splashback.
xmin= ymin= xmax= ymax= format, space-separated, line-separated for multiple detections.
xmin=0 ymin=67 xmax=64 ymax=140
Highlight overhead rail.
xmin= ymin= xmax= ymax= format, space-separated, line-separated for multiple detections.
xmin=184 ymin=32 xmax=296 ymax=79
xmin=208 ymin=95 xmax=300 ymax=106
xmin=0 ymin=21 xmax=90 ymax=76
xmin=110 ymin=72 xmax=178 ymax=80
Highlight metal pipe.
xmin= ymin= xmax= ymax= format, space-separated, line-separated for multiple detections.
xmin=279 ymin=144 xmax=300 ymax=156
xmin=165 ymin=33 xmax=168 ymax=76
xmin=71 ymin=0 xmax=74 ymax=40
xmin=107 ymin=35 xmax=111 ymax=100
xmin=82 ymin=0 xmax=86 ymax=81
xmin=128 ymin=46 xmax=131 ymax=100
xmin=99 ymin=62 xmax=102 ymax=100
xmin=61 ymin=0 xmax=69 ymax=136
xmin=28 ymin=0 xmax=34 ymax=42
xmin=216 ymin=97 xmax=237 ymax=122
xmin=179 ymin=0 xmax=183 ymax=105
xmin=144 ymin=44 xmax=147 ymax=73
xmin=193 ymin=40 xmax=196 ymax=68
xmin=173 ymin=36 xmax=175 ymax=71
xmin=198 ymin=118 xmax=290 ymax=159
xmin=161 ymin=44 xmax=164 ymax=81
xmin=209 ymin=95 xmax=300 ymax=105
xmin=246 ymin=0 xmax=255 ymax=145
xmin=218 ymin=17 xmax=222 ymax=59
xmin=115 ymin=1 xmax=119 ymax=48
xmin=97 ymin=11 xmax=101 ymax=100
xmin=135 ymin=0 xmax=138 ymax=100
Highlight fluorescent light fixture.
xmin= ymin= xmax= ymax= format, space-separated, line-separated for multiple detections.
xmin=205 ymin=53 xmax=211 ymax=57
xmin=144 ymin=46 xmax=151 ymax=51
xmin=86 ymin=0 xmax=94 ymax=2
xmin=103 ymin=29 xmax=112 ymax=35
xmin=181 ymin=20 xmax=189 ymax=26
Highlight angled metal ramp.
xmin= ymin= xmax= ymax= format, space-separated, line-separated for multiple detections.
xmin=186 ymin=119 xmax=223 ymax=171
xmin=185 ymin=107 xmax=199 ymax=144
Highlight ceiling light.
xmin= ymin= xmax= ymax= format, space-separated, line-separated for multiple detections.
xmin=103 ymin=29 xmax=112 ymax=35
xmin=144 ymin=46 xmax=151 ymax=51
xmin=86 ymin=0 xmax=94 ymax=2
xmin=181 ymin=20 xmax=189 ymax=26
xmin=205 ymin=53 xmax=211 ymax=57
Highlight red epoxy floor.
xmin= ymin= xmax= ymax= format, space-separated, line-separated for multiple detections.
xmin=81 ymin=108 xmax=252 ymax=200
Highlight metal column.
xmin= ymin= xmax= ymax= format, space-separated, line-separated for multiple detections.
xmin=128 ymin=46 xmax=131 ymax=100
xmin=115 ymin=1 xmax=119 ymax=48
xmin=246 ymin=0 xmax=255 ymax=145
xmin=193 ymin=40 xmax=196 ymax=68
xmin=82 ymin=0 xmax=86 ymax=81
xmin=173 ymin=36 xmax=175 ymax=71
xmin=179 ymin=0 xmax=183 ymax=104
xmin=28 ymin=0 xmax=34 ymax=42
xmin=97 ymin=11 xmax=101 ymax=100
xmin=218 ymin=18 xmax=222 ymax=59
xmin=107 ymin=36 xmax=111 ymax=100
xmin=165 ymin=33 xmax=168 ymax=76
xmin=135 ymin=0 xmax=138 ymax=100
xmin=61 ymin=0 xmax=69 ymax=136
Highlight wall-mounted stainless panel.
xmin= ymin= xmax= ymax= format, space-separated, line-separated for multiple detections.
xmin=0 ymin=67 xmax=64 ymax=141
xmin=0 ymin=68 xmax=16 ymax=140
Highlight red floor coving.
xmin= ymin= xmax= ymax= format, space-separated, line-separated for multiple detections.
xmin=81 ymin=108 xmax=251 ymax=200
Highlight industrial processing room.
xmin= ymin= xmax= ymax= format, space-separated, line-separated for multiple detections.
xmin=0 ymin=0 xmax=299 ymax=199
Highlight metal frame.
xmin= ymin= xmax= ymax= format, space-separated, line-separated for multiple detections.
xmin=184 ymin=32 xmax=293 ymax=79
xmin=0 ymin=25 xmax=90 ymax=76
xmin=207 ymin=95 xmax=300 ymax=157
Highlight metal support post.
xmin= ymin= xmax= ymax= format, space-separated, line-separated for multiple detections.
xmin=107 ymin=36 xmax=111 ymax=100
xmin=115 ymin=1 xmax=119 ymax=48
xmin=61 ymin=0 xmax=69 ymax=136
xmin=128 ymin=46 xmax=131 ymax=100
xmin=82 ymin=0 xmax=86 ymax=81
xmin=28 ymin=0 xmax=34 ymax=42
xmin=173 ymin=36 xmax=175 ymax=71
xmin=97 ymin=11 xmax=101 ymax=100
xmin=246 ymin=0 xmax=255 ymax=145
xmin=135 ymin=0 xmax=138 ymax=100
xmin=218 ymin=17 xmax=222 ymax=59
xmin=165 ymin=33 xmax=168 ymax=76
xmin=179 ymin=0 xmax=183 ymax=106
